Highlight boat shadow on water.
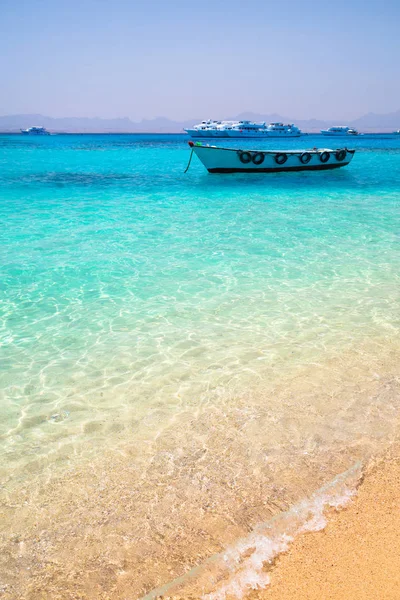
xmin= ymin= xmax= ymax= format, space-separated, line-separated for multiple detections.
xmin=187 ymin=168 xmax=357 ymax=193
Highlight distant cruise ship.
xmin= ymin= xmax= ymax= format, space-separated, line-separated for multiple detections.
xmin=184 ymin=120 xmax=228 ymax=137
xmin=185 ymin=120 xmax=302 ymax=138
xmin=321 ymin=126 xmax=359 ymax=136
xmin=20 ymin=126 xmax=51 ymax=135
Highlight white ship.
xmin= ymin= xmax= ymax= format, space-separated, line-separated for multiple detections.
xmin=227 ymin=121 xmax=302 ymax=138
xmin=321 ymin=126 xmax=359 ymax=136
xmin=185 ymin=120 xmax=302 ymax=138
xmin=186 ymin=142 xmax=355 ymax=174
xmin=184 ymin=120 xmax=233 ymax=137
xmin=20 ymin=126 xmax=51 ymax=135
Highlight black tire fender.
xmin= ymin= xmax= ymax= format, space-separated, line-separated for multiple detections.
xmin=319 ymin=151 xmax=330 ymax=163
xmin=300 ymin=152 xmax=311 ymax=164
xmin=238 ymin=151 xmax=252 ymax=164
xmin=252 ymin=152 xmax=265 ymax=165
xmin=275 ymin=153 xmax=288 ymax=165
xmin=335 ymin=149 xmax=347 ymax=161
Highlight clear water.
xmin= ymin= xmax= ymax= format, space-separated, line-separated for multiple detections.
xmin=0 ymin=133 xmax=399 ymax=598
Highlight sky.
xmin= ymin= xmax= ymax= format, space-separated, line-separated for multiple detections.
xmin=0 ymin=0 xmax=399 ymax=121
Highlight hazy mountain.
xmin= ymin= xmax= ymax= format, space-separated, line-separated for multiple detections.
xmin=0 ymin=111 xmax=399 ymax=133
xmin=351 ymin=110 xmax=400 ymax=130
xmin=0 ymin=114 xmax=139 ymax=133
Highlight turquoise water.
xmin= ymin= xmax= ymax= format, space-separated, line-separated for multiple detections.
xmin=1 ymin=133 xmax=400 ymax=598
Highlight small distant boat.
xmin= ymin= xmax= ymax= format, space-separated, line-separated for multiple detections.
xmin=186 ymin=142 xmax=355 ymax=174
xmin=394 ymin=129 xmax=400 ymax=135
xmin=321 ymin=126 xmax=359 ymax=136
xmin=20 ymin=126 xmax=51 ymax=135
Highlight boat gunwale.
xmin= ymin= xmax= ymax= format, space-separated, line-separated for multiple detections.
xmin=188 ymin=143 xmax=356 ymax=155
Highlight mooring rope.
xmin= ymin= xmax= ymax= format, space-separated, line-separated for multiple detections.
xmin=184 ymin=148 xmax=194 ymax=173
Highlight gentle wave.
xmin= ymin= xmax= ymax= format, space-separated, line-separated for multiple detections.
xmin=141 ymin=462 xmax=362 ymax=599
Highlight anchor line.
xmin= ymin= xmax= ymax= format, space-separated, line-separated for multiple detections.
xmin=184 ymin=148 xmax=194 ymax=173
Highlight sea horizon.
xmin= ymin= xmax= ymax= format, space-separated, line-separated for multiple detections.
xmin=1 ymin=108 xmax=400 ymax=135
xmin=2 ymin=131 xmax=400 ymax=135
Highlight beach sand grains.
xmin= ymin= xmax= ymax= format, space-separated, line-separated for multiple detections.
xmin=249 ymin=452 xmax=400 ymax=600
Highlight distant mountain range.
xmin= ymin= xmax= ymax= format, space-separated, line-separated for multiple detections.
xmin=1 ymin=111 xmax=399 ymax=133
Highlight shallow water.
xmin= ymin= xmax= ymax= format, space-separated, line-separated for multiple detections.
xmin=0 ymin=133 xmax=399 ymax=598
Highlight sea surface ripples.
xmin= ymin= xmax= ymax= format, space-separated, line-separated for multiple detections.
xmin=0 ymin=133 xmax=399 ymax=599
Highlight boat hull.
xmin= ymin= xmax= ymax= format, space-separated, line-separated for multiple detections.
xmin=189 ymin=144 xmax=355 ymax=174
xmin=20 ymin=130 xmax=51 ymax=135
xmin=208 ymin=163 xmax=349 ymax=173
xmin=321 ymin=131 xmax=358 ymax=137
xmin=185 ymin=129 xmax=226 ymax=137
xmin=226 ymin=131 xmax=301 ymax=138
xmin=185 ymin=130 xmax=302 ymax=138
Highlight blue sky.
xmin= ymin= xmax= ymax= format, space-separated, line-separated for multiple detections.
xmin=0 ymin=0 xmax=399 ymax=120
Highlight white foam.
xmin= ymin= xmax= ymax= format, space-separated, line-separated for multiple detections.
xmin=140 ymin=462 xmax=362 ymax=600
xmin=203 ymin=463 xmax=361 ymax=600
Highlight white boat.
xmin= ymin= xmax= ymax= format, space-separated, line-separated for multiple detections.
xmin=186 ymin=142 xmax=355 ymax=173
xmin=321 ymin=126 xmax=359 ymax=136
xmin=20 ymin=126 xmax=51 ymax=135
xmin=394 ymin=129 xmax=400 ymax=135
xmin=185 ymin=120 xmax=302 ymax=138
xmin=184 ymin=120 xmax=227 ymax=137
xmin=227 ymin=121 xmax=302 ymax=138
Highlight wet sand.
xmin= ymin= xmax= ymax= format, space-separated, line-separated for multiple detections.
xmin=249 ymin=448 xmax=400 ymax=600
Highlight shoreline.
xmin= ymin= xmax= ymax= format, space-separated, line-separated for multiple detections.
xmin=5 ymin=451 xmax=399 ymax=600
xmin=151 ymin=447 xmax=400 ymax=600
xmin=250 ymin=446 xmax=400 ymax=600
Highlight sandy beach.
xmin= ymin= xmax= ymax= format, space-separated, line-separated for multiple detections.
xmin=152 ymin=448 xmax=400 ymax=600
xmin=248 ymin=448 xmax=400 ymax=600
